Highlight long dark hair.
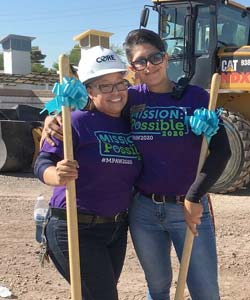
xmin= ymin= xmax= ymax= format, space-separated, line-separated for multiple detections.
xmin=84 ymin=84 xmax=96 ymax=111
xmin=124 ymin=29 xmax=166 ymax=62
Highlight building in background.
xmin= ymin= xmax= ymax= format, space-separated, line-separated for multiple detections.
xmin=0 ymin=34 xmax=35 ymax=75
xmin=73 ymin=29 xmax=113 ymax=54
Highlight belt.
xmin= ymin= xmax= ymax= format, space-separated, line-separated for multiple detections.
xmin=138 ymin=191 xmax=185 ymax=205
xmin=51 ymin=208 xmax=128 ymax=224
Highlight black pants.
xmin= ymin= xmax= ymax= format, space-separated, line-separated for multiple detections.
xmin=45 ymin=216 xmax=128 ymax=300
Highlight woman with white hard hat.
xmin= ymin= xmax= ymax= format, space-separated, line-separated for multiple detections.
xmin=34 ymin=46 xmax=142 ymax=300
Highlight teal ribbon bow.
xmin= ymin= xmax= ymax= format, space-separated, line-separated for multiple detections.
xmin=40 ymin=77 xmax=88 ymax=115
xmin=185 ymin=108 xmax=223 ymax=143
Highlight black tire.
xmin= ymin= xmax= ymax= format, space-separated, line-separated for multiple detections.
xmin=0 ymin=120 xmax=35 ymax=172
xmin=209 ymin=110 xmax=250 ymax=194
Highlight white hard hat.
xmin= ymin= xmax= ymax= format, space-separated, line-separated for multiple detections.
xmin=78 ymin=46 xmax=127 ymax=83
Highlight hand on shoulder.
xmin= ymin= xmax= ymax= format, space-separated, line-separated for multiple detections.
xmin=41 ymin=115 xmax=63 ymax=147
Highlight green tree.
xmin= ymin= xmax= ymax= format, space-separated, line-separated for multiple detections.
xmin=52 ymin=44 xmax=81 ymax=71
xmin=68 ymin=45 xmax=81 ymax=66
xmin=31 ymin=46 xmax=46 ymax=64
xmin=52 ymin=62 xmax=58 ymax=71
xmin=31 ymin=46 xmax=48 ymax=73
xmin=0 ymin=52 xmax=3 ymax=70
xmin=32 ymin=63 xmax=48 ymax=73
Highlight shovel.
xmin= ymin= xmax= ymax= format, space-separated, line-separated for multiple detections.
xmin=174 ymin=72 xmax=221 ymax=300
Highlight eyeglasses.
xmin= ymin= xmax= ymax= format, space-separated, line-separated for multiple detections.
xmin=89 ymin=79 xmax=129 ymax=94
xmin=131 ymin=52 xmax=165 ymax=71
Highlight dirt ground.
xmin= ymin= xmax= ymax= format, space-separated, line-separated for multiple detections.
xmin=0 ymin=173 xmax=249 ymax=300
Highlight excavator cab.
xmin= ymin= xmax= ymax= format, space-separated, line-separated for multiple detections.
xmin=140 ymin=1 xmax=250 ymax=87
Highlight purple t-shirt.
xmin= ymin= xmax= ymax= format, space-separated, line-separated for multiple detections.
xmin=41 ymin=110 xmax=142 ymax=216
xmin=126 ymin=84 xmax=209 ymax=196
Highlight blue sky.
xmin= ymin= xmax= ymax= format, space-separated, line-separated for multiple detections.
xmin=0 ymin=0 xmax=248 ymax=68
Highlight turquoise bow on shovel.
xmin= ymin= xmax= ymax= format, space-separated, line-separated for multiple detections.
xmin=185 ymin=108 xmax=223 ymax=143
xmin=40 ymin=77 xmax=88 ymax=115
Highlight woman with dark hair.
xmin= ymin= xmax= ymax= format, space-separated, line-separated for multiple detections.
xmin=123 ymin=28 xmax=230 ymax=300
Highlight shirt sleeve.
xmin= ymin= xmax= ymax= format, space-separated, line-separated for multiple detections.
xmin=185 ymin=121 xmax=232 ymax=202
xmin=33 ymin=151 xmax=61 ymax=183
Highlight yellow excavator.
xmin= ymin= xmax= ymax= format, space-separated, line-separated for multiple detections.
xmin=140 ymin=0 xmax=250 ymax=193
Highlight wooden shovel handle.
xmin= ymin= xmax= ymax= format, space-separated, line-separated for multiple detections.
xmin=59 ymin=54 xmax=82 ymax=300
xmin=174 ymin=73 xmax=221 ymax=300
